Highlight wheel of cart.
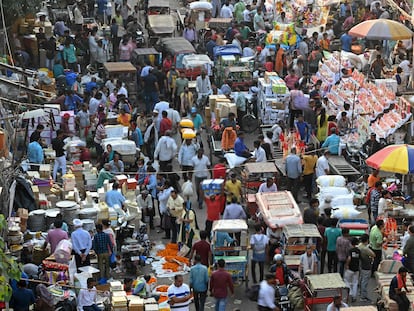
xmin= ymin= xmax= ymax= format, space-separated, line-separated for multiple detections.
xmin=303 ymin=273 xmax=350 ymax=311
xmin=241 ymin=162 xmax=278 ymax=220
xmin=211 ymin=219 xmax=250 ymax=288
xmin=282 ymin=224 xmax=322 ymax=271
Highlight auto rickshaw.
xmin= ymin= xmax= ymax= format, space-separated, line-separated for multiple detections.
xmin=146 ymin=0 xmax=170 ymax=15
xmin=157 ymin=37 xmax=196 ymax=71
xmin=131 ymin=48 xmax=162 ymax=67
xmin=182 ymin=54 xmax=213 ymax=80
xmin=147 ymin=15 xmax=176 ymax=46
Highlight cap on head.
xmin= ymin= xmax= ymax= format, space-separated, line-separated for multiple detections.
xmin=73 ymin=218 xmax=82 ymax=227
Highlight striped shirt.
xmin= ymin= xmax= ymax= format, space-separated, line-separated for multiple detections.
xmin=167 ymin=283 xmax=190 ymax=311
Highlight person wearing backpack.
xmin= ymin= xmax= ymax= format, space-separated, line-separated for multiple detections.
xmin=178 ymin=200 xmax=200 ymax=248
xmin=250 ymin=225 xmax=269 ymax=284
xmin=344 ymin=237 xmax=361 ymax=302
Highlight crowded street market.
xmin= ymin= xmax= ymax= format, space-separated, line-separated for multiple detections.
xmin=2 ymin=0 xmax=414 ymax=310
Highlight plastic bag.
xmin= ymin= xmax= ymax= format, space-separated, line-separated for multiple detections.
xmin=182 ymin=180 xmax=194 ymax=197
xmin=332 ymin=207 xmax=361 ymax=219
xmin=316 ymin=175 xmax=346 ymax=187
xmin=53 ymin=239 xmax=72 ymax=264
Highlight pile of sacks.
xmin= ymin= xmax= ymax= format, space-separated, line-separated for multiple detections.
xmin=316 ymin=175 xmax=361 ymax=219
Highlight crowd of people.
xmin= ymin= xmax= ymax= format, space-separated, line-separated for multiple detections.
xmin=10 ymin=0 xmax=414 ymax=309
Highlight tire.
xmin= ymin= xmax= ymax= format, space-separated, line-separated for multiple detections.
xmin=241 ymin=114 xmax=259 ymax=133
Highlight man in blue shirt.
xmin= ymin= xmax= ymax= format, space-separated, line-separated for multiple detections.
xmin=234 ymin=131 xmax=251 ymax=158
xmin=27 ymin=136 xmax=44 ymax=170
xmin=10 ymin=280 xmax=35 ymax=311
xmin=340 ymin=31 xmax=352 ymax=52
xmin=64 ymin=89 xmax=83 ymax=112
xmin=189 ymin=255 xmax=209 ymax=311
xmin=285 ymin=147 xmax=302 ymax=202
xmin=93 ymin=223 xmax=113 ymax=280
xmin=322 ymin=128 xmax=340 ymax=155
xmin=105 ymin=182 xmax=126 ymax=208
xmin=71 ymin=218 xmax=92 ymax=268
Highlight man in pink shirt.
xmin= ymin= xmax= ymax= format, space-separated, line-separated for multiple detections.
xmin=44 ymin=220 xmax=69 ymax=253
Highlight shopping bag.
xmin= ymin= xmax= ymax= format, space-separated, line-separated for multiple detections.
xmin=110 ymin=252 xmax=117 ymax=269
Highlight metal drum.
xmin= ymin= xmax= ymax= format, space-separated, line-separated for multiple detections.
xmin=78 ymin=207 xmax=99 ymax=221
xmin=57 ymin=201 xmax=80 ymax=224
xmin=81 ymin=219 xmax=95 ymax=232
xmin=28 ymin=210 xmax=46 ymax=231
xmin=45 ymin=209 xmax=61 ymax=229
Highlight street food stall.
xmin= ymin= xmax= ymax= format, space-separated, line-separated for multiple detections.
xmin=103 ymin=62 xmax=137 ymax=102
xmin=304 ymin=273 xmax=349 ymax=311
xmin=282 ymin=224 xmax=322 ymax=269
xmin=211 ymin=219 xmax=249 ymax=288
xmin=256 ymin=191 xmax=303 ymax=229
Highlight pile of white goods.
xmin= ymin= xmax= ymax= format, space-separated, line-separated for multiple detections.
xmin=316 ymin=175 xmax=361 ymax=219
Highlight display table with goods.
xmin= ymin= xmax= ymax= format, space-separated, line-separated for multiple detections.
xmin=258 ymin=72 xmax=291 ymax=126
xmin=317 ymin=54 xmax=411 ymax=156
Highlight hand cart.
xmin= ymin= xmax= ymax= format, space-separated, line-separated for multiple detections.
xmin=282 ymin=224 xmax=322 ymax=270
xmin=241 ymin=162 xmax=278 ymax=219
xmin=303 ymin=273 xmax=349 ymax=311
xmin=211 ymin=219 xmax=249 ymax=288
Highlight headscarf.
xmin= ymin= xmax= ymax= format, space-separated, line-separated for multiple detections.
xmin=36 ymin=284 xmax=54 ymax=307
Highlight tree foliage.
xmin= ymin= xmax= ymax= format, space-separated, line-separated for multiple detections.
xmin=0 ymin=214 xmax=22 ymax=302
xmin=1 ymin=0 xmax=43 ymax=25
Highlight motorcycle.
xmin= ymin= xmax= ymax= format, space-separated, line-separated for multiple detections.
xmin=135 ymin=30 xmax=146 ymax=47
xmin=275 ymin=285 xmax=291 ymax=311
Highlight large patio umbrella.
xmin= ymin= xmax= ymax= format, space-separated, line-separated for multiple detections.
xmin=349 ymin=19 xmax=413 ymax=40
xmin=366 ymin=144 xmax=414 ymax=174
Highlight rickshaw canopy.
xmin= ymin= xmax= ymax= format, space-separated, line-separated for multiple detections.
xmin=212 ymin=219 xmax=248 ymax=233
xmin=213 ymin=45 xmax=242 ymax=59
xmin=189 ymin=1 xmax=213 ymax=10
xmin=182 ymin=54 xmax=213 ymax=69
xmin=282 ymin=224 xmax=322 ymax=239
xmin=159 ymin=37 xmax=196 ymax=55
xmin=148 ymin=0 xmax=169 ymax=8
xmin=148 ymin=15 xmax=175 ymax=34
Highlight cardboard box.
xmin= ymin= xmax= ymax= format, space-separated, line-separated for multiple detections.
xmin=209 ymin=95 xmax=228 ymax=111
xmin=116 ymin=175 xmax=128 ymax=186
xmin=109 ymin=281 xmax=123 ymax=291
xmin=127 ymin=178 xmax=137 ymax=190
xmin=39 ymin=164 xmax=51 ymax=178
xmin=264 ymin=71 xmax=278 ymax=82
xmin=144 ymin=305 xmax=158 ymax=311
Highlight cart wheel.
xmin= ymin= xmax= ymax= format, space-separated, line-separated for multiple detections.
xmin=241 ymin=113 xmax=259 ymax=133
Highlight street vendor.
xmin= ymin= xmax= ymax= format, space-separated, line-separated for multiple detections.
xmin=389 ymin=267 xmax=411 ymax=311
xmin=133 ymin=275 xmax=158 ymax=299
xmin=363 ymin=133 xmax=382 ymax=156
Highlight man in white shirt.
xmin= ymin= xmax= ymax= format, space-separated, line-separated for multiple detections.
xmin=195 ymin=71 xmax=212 ymax=105
xmin=253 ymin=7 xmax=265 ymax=32
xmin=192 ymin=148 xmax=211 ymax=209
xmin=154 ymin=99 xmax=170 ymax=124
xmin=167 ymin=275 xmax=192 ymax=311
xmin=402 ymin=221 xmax=411 ymax=249
xmin=398 ymin=55 xmax=412 ymax=86
xmin=258 ymin=177 xmax=277 ymax=193
xmin=220 ymin=2 xmax=233 ymax=18
xmin=316 ymin=150 xmax=330 ymax=178
xmin=116 ymin=80 xmax=128 ymax=98
xmin=253 ymin=140 xmax=266 ymax=163
xmin=243 ymin=5 xmax=252 ymax=23
xmin=257 ymin=274 xmax=277 ymax=311
xmin=326 ymin=295 xmax=349 ymax=311
xmin=78 ymin=278 xmax=99 ymax=311
xmin=154 ymin=130 xmax=177 ymax=172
